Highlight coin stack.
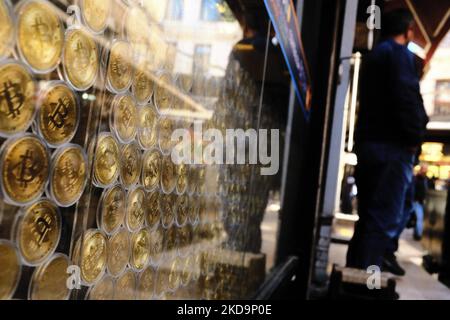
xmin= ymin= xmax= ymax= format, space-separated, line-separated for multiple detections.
xmin=0 ymin=0 xmax=271 ymax=301
xmin=0 ymin=0 xmax=95 ymax=300
xmin=81 ymin=1 xmax=227 ymax=300
xmin=198 ymin=57 xmax=274 ymax=298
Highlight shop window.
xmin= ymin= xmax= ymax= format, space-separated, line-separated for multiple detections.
xmin=166 ymin=0 xmax=184 ymax=21
xmin=434 ymin=80 xmax=450 ymax=120
xmin=201 ymin=0 xmax=234 ymax=22
xmin=0 ymin=0 xmax=284 ymax=301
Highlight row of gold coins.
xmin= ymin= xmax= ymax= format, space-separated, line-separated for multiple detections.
xmin=0 ymin=0 xmax=192 ymax=113
xmin=0 ymin=198 xmax=70 ymax=299
xmin=92 ymin=131 xmax=212 ymax=195
xmin=83 ymin=28 xmax=223 ymax=297
xmin=0 ymin=132 xmax=87 ymax=207
xmin=96 ymin=187 xmax=223 ymax=235
xmin=85 ymin=245 xmax=243 ymax=300
xmin=73 ymin=221 xmax=224 ymax=297
xmin=0 ymin=213 xmax=224 ymax=300
xmin=0 ymin=0 xmax=173 ymax=301
xmin=0 ymin=0 xmax=96 ymax=300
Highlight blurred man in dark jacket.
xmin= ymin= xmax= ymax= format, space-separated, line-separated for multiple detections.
xmin=346 ymin=9 xmax=429 ymax=272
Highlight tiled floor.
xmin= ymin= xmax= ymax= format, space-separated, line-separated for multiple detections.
xmin=328 ymin=230 xmax=450 ymax=300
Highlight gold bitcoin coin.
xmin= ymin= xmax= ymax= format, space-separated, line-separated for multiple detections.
xmin=107 ymin=40 xmax=133 ymax=93
xmin=175 ymin=194 xmax=188 ymax=227
xmin=93 ymin=133 xmax=120 ymax=187
xmin=130 ymin=228 xmax=150 ymax=271
xmin=80 ymin=0 xmax=111 ymax=34
xmin=63 ymin=28 xmax=98 ymax=91
xmin=157 ymin=117 xmax=174 ymax=155
xmin=141 ymin=148 xmax=161 ymax=191
xmin=137 ymin=104 xmax=158 ymax=150
xmin=114 ymin=269 xmax=136 ymax=300
xmin=149 ymin=226 xmax=164 ymax=265
xmin=132 ymin=61 xmax=153 ymax=105
xmin=107 ymin=228 xmax=130 ymax=277
xmin=0 ymin=1 xmax=14 ymax=59
xmin=110 ymin=94 xmax=138 ymax=143
xmin=17 ymin=0 xmax=63 ymax=73
xmin=0 ymin=240 xmax=21 ymax=300
xmin=120 ymin=142 xmax=141 ymax=188
xmin=0 ymin=62 xmax=36 ymax=137
xmin=78 ymin=229 xmax=108 ymax=285
xmin=160 ymin=156 xmax=176 ymax=194
xmin=137 ymin=265 xmax=155 ymax=300
xmin=16 ymin=199 xmax=61 ymax=265
xmin=125 ymin=186 xmax=146 ymax=232
xmin=38 ymin=82 xmax=79 ymax=147
xmin=50 ymin=144 xmax=87 ymax=207
xmin=97 ymin=185 xmax=125 ymax=235
xmin=86 ymin=274 xmax=114 ymax=300
xmin=29 ymin=253 xmax=71 ymax=300
xmin=1 ymin=134 xmax=49 ymax=205
xmin=153 ymin=73 xmax=173 ymax=112
xmin=145 ymin=191 xmax=160 ymax=230
xmin=176 ymin=163 xmax=188 ymax=194
xmin=160 ymin=193 xmax=174 ymax=229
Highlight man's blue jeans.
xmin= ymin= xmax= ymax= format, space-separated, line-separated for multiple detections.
xmin=413 ymin=201 xmax=424 ymax=238
xmin=387 ymin=178 xmax=415 ymax=254
xmin=346 ymin=142 xmax=415 ymax=269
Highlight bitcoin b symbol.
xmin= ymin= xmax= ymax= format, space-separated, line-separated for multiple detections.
xmin=136 ymin=235 xmax=147 ymax=255
xmin=112 ymin=58 xmax=127 ymax=77
xmin=60 ymin=159 xmax=78 ymax=192
xmin=120 ymin=103 xmax=133 ymax=127
xmin=0 ymin=80 xmax=25 ymax=119
xmin=106 ymin=192 xmax=122 ymax=226
xmin=48 ymin=98 xmax=70 ymax=129
xmin=33 ymin=211 xmax=52 ymax=246
xmin=12 ymin=150 xmax=39 ymax=188
xmin=137 ymin=72 xmax=148 ymax=90
xmin=99 ymin=147 xmax=115 ymax=169
xmin=32 ymin=16 xmax=51 ymax=45
xmin=125 ymin=154 xmax=135 ymax=177
xmin=74 ymin=41 xmax=89 ymax=70
xmin=132 ymin=200 xmax=144 ymax=221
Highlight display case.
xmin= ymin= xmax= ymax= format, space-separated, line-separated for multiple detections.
xmin=0 ymin=0 xmax=290 ymax=300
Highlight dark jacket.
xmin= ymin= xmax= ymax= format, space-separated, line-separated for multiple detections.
xmin=356 ymin=39 xmax=429 ymax=148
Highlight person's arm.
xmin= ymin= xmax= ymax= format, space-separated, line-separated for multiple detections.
xmin=388 ymin=50 xmax=429 ymax=148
